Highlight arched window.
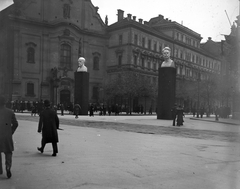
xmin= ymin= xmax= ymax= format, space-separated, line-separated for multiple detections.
xmin=60 ymin=44 xmax=71 ymax=68
xmin=27 ymin=47 xmax=35 ymax=63
xmin=93 ymin=56 xmax=99 ymax=70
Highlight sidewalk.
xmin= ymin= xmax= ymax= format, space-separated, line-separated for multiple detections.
xmin=16 ymin=112 xmax=240 ymax=133
xmin=1 ymin=114 xmax=240 ymax=189
xmin=190 ymin=115 xmax=240 ymax=126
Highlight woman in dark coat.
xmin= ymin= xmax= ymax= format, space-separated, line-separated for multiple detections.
xmin=38 ymin=100 xmax=59 ymax=156
xmin=0 ymin=96 xmax=18 ymax=178
xmin=176 ymin=105 xmax=184 ymax=126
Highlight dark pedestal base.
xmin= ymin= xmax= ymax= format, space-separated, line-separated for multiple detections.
xmin=157 ymin=67 xmax=176 ymax=120
xmin=74 ymin=72 xmax=89 ymax=115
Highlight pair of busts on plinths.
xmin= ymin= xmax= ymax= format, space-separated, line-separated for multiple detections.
xmin=76 ymin=47 xmax=174 ymax=70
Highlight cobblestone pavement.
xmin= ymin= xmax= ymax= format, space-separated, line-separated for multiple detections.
xmin=16 ymin=113 xmax=240 ymax=143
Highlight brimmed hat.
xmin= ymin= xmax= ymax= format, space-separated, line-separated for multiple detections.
xmin=44 ymin=100 xmax=50 ymax=107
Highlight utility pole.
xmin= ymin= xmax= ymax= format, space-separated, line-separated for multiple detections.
xmin=233 ymin=0 xmax=240 ymax=119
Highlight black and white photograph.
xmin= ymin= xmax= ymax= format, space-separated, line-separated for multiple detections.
xmin=0 ymin=0 xmax=239 ymax=188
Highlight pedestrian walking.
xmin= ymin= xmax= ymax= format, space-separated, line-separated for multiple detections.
xmin=171 ymin=104 xmax=177 ymax=126
xmin=0 ymin=95 xmax=18 ymax=178
xmin=37 ymin=100 xmax=59 ymax=157
xmin=200 ymin=107 xmax=204 ymax=118
xmin=176 ymin=105 xmax=184 ymax=126
xmin=60 ymin=103 xmax=64 ymax=116
xmin=74 ymin=104 xmax=81 ymax=118
xmin=192 ymin=107 xmax=196 ymax=117
xmin=89 ymin=104 xmax=94 ymax=117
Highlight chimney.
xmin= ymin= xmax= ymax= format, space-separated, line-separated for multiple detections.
xmin=139 ymin=18 xmax=143 ymax=24
xmin=127 ymin=13 xmax=132 ymax=20
xmin=117 ymin=9 xmax=124 ymax=21
xmin=158 ymin=14 xmax=164 ymax=19
xmin=144 ymin=21 xmax=148 ymax=25
xmin=133 ymin=16 xmax=136 ymax=21
xmin=208 ymin=37 xmax=212 ymax=41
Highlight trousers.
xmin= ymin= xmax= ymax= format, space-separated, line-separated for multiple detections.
xmin=41 ymin=139 xmax=58 ymax=154
xmin=0 ymin=152 xmax=12 ymax=173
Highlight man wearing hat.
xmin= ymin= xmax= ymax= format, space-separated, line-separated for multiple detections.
xmin=37 ymin=100 xmax=59 ymax=156
xmin=0 ymin=95 xmax=18 ymax=178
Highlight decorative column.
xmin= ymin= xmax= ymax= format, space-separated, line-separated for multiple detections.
xmin=74 ymin=72 xmax=89 ymax=115
xmin=157 ymin=67 xmax=176 ymax=120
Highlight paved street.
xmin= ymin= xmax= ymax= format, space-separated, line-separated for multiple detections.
xmin=0 ymin=113 xmax=240 ymax=189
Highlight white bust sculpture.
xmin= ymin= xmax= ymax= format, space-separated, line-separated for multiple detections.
xmin=77 ymin=57 xmax=87 ymax=72
xmin=161 ymin=47 xmax=175 ymax=68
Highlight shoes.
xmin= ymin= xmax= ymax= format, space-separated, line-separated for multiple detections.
xmin=37 ymin=147 xmax=43 ymax=153
xmin=6 ymin=167 xmax=11 ymax=179
xmin=52 ymin=153 xmax=57 ymax=157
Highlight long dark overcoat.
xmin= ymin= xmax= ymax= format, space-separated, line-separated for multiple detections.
xmin=0 ymin=107 xmax=18 ymax=152
xmin=38 ymin=107 xmax=59 ymax=143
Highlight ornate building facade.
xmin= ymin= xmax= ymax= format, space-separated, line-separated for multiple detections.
xmin=0 ymin=0 xmax=225 ymax=112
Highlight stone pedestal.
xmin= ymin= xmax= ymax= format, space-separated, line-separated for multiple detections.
xmin=74 ymin=72 xmax=89 ymax=115
xmin=157 ymin=67 xmax=176 ymax=120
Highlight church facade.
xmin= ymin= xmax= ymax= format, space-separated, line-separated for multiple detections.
xmin=0 ymin=0 xmax=224 ymax=112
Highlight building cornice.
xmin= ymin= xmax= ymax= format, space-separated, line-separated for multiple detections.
xmin=8 ymin=15 xmax=108 ymax=39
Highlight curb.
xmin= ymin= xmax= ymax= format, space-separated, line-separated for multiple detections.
xmin=190 ymin=117 xmax=240 ymax=126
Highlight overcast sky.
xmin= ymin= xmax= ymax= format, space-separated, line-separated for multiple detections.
xmin=1 ymin=0 xmax=239 ymax=42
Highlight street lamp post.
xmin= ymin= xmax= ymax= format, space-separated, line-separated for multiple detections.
xmin=50 ymin=67 xmax=60 ymax=106
xmin=197 ymin=72 xmax=201 ymax=118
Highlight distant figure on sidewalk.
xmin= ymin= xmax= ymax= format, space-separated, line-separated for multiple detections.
xmin=108 ymin=105 xmax=112 ymax=116
xmin=38 ymin=100 xmax=59 ymax=157
xmin=192 ymin=107 xmax=196 ymax=117
xmin=176 ymin=105 xmax=184 ymax=126
xmin=200 ymin=107 xmax=204 ymax=118
xmin=171 ymin=104 xmax=177 ymax=126
xmin=89 ymin=104 xmax=94 ymax=117
xmin=0 ymin=95 xmax=18 ymax=178
xmin=60 ymin=103 xmax=64 ymax=116
xmin=74 ymin=104 xmax=81 ymax=118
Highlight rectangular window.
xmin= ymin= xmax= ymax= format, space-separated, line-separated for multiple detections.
xmin=60 ymin=44 xmax=71 ymax=68
xmin=119 ymin=35 xmax=123 ymax=45
xmin=134 ymin=55 xmax=137 ymax=65
xmin=159 ymin=44 xmax=162 ymax=52
xmin=153 ymin=63 xmax=156 ymax=70
xmin=142 ymin=37 xmax=145 ymax=48
xmin=154 ymin=43 xmax=157 ymax=51
xmin=118 ymin=55 xmax=122 ymax=65
xmin=134 ymin=34 xmax=138 ymax=45
xmin=186 ymin=68 xmax=190 ymax=77
xmin=177 ymin=66 xmax=180 ymax=75
xmin=180 ymin=50 xmax=183 ymax=59
xmin=148 ymin=61 xmax=151 ymax=69
xmin=174 ymin=49 xmax=178 ymax=57
xmin=183 ymin=35 xmax=186 ymax=43
xmin=92 ymin=86 xmax=99 ymax=100
xmin=192 ymin=55 xmax=195 ymax=63
xmin=148 ymin=39 xmax=151 ymax=50
xmin=141 ymin=57 xmax=145 ymax=67
xmin=93 ymin=56 xmax=99 ymax=70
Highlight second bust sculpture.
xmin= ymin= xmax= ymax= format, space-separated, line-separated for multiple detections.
xmin=77 ymin=57 xmax=87 ymax=72
xmin=161 ymin=47 xmax=175 ymax=68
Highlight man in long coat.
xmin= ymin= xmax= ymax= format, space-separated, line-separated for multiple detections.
xmin=0 ymin=96 xmax=18 ymax=178
xmin=38 ymin=100 xmax=59 ymax=156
